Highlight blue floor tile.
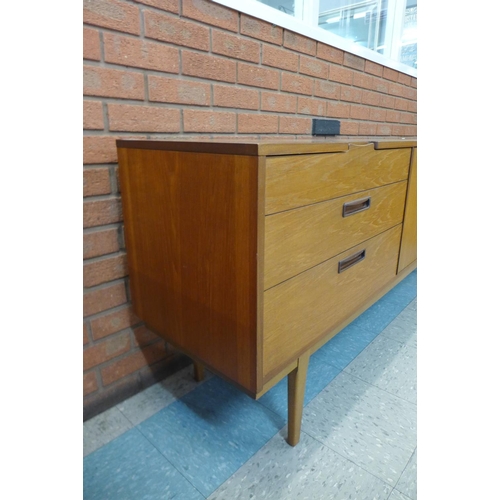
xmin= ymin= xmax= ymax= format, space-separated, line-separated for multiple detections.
xmin=83 ymin=428 xmax=204 ymax=500
xmin=137 ymin=376 xmax=285 ymax=497
xmin=257 ymin=355 xmax=342 ymax=420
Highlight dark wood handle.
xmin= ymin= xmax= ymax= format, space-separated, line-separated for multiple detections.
xmin=342 ymin=196 xmax=371 ymax=217
xmin=338 ymin=249 xmax=366 ymax=273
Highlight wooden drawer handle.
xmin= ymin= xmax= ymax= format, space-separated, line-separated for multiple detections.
xmin=338 ymin=249 xmax=366 ymax=273
xmin=342 ymin=196 xmax=371 ymax=217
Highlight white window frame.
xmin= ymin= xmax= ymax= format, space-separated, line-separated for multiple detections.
xmin=212 ymin=0 xmax=417 ymax=77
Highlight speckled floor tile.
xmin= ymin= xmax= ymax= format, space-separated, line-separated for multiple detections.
xmin=312 ymin=323 xmax=379 ymax=370
xmin=138 ymin=375 xmax=285 ymax=497
xmin=118 ymin=365 xmax=213 ymax=426
xmin=396 ymin=448 xmax=417 ymax=500
xmin=257 ymin=355 xmax=342 ymax=420
xmin=345 ymin=335 xmax=417 ymax=404
xmin=379 ymin=299 xmax=417 ymax=349
xmin=207 ymin=428 xmax=392 ymax=500
xmin=387 ymin=489 xmax=412 ymax=500
xmin=83 ymin=407 xmax=133 ymax=457
xmin=83 ymin=427 xmax=204 ymax=500
xmin=302 ymin=371 xmax=416 ymax=486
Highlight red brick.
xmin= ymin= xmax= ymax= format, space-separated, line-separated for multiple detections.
xmin=83 ymin=282 xmax=127 ymax=317
xmin=84 ymin=168 xmax=111 ymax=197
xmin=83 ymin=371 xmax=98 ymax=396
xmin=405 ymin=125 xmax=417 ymax=136
xmin=386 ymin=110 xmax=402 ymax=123
xmin=369 ymin=108 xmax=386 ymax=122
xmin=340 ymin=121 xmax=359 ymax=135
xmin=411 ymin=77 xmax=417 ymax=88
xmin=132 ymin=325 xmax=160 ymax=347
xmin=182 ymin=0 xmax=238 ymax=32
xmin=358 ymin=122 xmax=378 ymax=135
xmin=314 ymin=80 xmax=339 ymax=100
xmin=365 ymin=60 xmax=383 ymax=77
xmin=316 ymin=43 xmax=343 ymax=64
xmin=183 ymin=51 xmax=236 ymax=83
xmin=145 ymin=10 xmax=209 ymax=50
xmin=376 ymin=123 xmax=392 ymax=135
xmin=403 ymin=86 xmax=417 ymax=100
xmin=213 ymin=85 xmax=259 ymax=110
xmin=108 ymin=103 xmax=181 ymax=132
xmin=261 ymin=92 xmax=296 ymax=114
xmin=134 ymin=0 xmax=178 ymax=13
xmin=400 ymin=112 xmax=416 ymax=125
xmin=299 ymin=56 xmax=329 ymax=79
xmin=104 ymin=33 xmax=179 ymax=74
xmin=372 ymin=78 xmax=389 ymax=94
xmin=183 ymin=109 xmax=236 ymax=133
xmin=149 ymin=76 xmax=210 ymax=106
xmin=388 ymin=82 xmax=405 ymax=97
xmin=279 ymin=116 xmax=311 ymax=135
xmin=398 ymin=73 xmax=412 ymax=86
xmin=212 ymin=30 xmax=260 ymax=63
xmin=91 ymin=306 xmax=140 ymax=340
xmin=407 ymin=100 xmax=417 ymax=113
xmin=84 ymin=228 xmax=120 ymax=259
xmin=343 ymin=53 xmax=365 ymax=71
xmin=240 ymin=14 xmax=283 ymax=45
xmin=352 ymin=72 xmax=373 ymax=90
xmin=84 ymin=323 xmax=90 ymax=345
xmin=329 ymin=65 xmax=353 ymax=85
xmin=83 ymin=65 xmax=144 ymax=100
xmin=83 ymin=136 xmax=118 ymax=165
xmin=297 ymin=97 xmax=326 ymax=116
xmin=391 ymin=124 xmax=406 ymax=136
xmin=327 ymin=102 xmax=350 ymax=119
xmin=83 ymin=100 xmax=104 ymax=130
xmin=84 ymin=254 xmax=128 ymax=288
xmin=383 ymin=66 xmax=399 ymax=82
xmin=238 ymin=62 xmax=279 ymax=90
xmin=83 ymin=27 xmax=101 ymax=61
xmin=262 ymin=44 xmax=299 ymax=72
xmin=281 ymin=73 xmax=314 ymax=96
xmin=84 ymin=0 xmax=140 ymax=35
xmin=283 ymin=31 xmax=316 ymax=56
xmin=238 ymin=114 xmax=278 ymax=134
xmin=340 ymin=86 xmax=362 ymax=103
xmin=379 ymin=94 xmax=395 ymax=109
xmin=350 ymin=105 xmax=370 ymax=120
xmin=100 ymin=341 xmax=168 ymax=385
xmin=394 ymin=98 xmax=409 ymax=111
xmin=84 ymin=331 xmax=131 ymax=370
xmin=83 ymin=198 xmax=123 ymax=228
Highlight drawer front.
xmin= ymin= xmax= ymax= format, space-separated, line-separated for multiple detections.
xmin=265 ymin=145 xmax=411 ymax=214
xmin=263 ymin=225 xmax=402 ymax=378
xmin=264 ymin=181 xmax=407 ymax=290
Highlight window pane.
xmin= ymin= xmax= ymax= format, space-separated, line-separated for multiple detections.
xmin=256 ymin=0 xmax=296 ymax=17
xmin=400 ymin=0 xmax=417 ymax=68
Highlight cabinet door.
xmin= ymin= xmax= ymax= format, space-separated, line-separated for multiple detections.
xmin=398 ymin=148 xmax=417 ymax=272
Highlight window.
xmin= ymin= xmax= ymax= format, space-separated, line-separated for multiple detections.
xmin=213 ymin=0 xmax=417 ymax=75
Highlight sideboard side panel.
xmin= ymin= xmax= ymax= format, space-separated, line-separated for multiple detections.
xmin=118 ymin=148 xmax=259 ymax=393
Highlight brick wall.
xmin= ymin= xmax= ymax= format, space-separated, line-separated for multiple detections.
xmin=83 ymin=0 xmax=417 ymax=420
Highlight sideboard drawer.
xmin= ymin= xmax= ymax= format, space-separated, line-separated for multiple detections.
xmin=264 ymin=181 xmax=407 ymax=289
xmin=265 ymin=145 xmax=411 ymax=214
xmin=262 ymin=224 xmax=402 ymax=378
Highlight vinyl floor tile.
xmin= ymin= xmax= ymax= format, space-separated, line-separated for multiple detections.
xmin=208 ymin=429 xmax=392 ymax=500
xmin=387 ymin=489 xmax=412 ymax=500
xmin=396 ymin=448 xmax=417 ymax=500
xmin=379 ymin=299 xmax=417 ymax=349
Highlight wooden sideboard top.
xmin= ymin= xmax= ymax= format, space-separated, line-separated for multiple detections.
xmin=116 ymin=137 xmax=417 ymax=156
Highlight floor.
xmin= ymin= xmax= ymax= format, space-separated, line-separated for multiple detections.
xmin=83 ymin=270 xmax=417 ymax=500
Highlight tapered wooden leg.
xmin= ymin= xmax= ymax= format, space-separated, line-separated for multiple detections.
xmin=287 ymin=352 xmax=310 ymax=446
xmin=193 ymin=361 xmax=205 ymax=382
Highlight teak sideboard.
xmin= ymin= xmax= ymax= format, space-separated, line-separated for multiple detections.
xmin=116 ymin=138 xmax=417 ymax=446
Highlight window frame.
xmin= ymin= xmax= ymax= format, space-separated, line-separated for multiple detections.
xmin=212 ymin=0 xmax=417 ymax=77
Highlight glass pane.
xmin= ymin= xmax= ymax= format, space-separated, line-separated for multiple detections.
xmin=256 ymin=0 xmax=296 ymax=17
xmin=400 ymin=0 xmax=417 ymax=68
xmin=318 ymin=0 xmax=388 ymax=51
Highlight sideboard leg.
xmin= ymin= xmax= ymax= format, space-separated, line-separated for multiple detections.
xmin=193 ymin=361 xmax=205 ymax=382
xmin=287 ymin=352 xmax=310 ymax=446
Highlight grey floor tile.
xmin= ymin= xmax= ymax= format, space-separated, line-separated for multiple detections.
xmin=396 ymin=448 xmax=417 ymax=500
xmin=345 ymin=335 xmax=417 ymax=404
xmin=118 ymin=365 xmax=212 ymax=425
xmin=388 ymin=489 xmax=412 ymax=500
xmin=379 ymin=299 xmax=417 ymax=349
xmin=208 ymin=429 xmax=392 ymax=500
xmin=83 ymin=407 xmax=133 ymax=457
xmin=302 ymin=371 xmax=416 ymax=486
